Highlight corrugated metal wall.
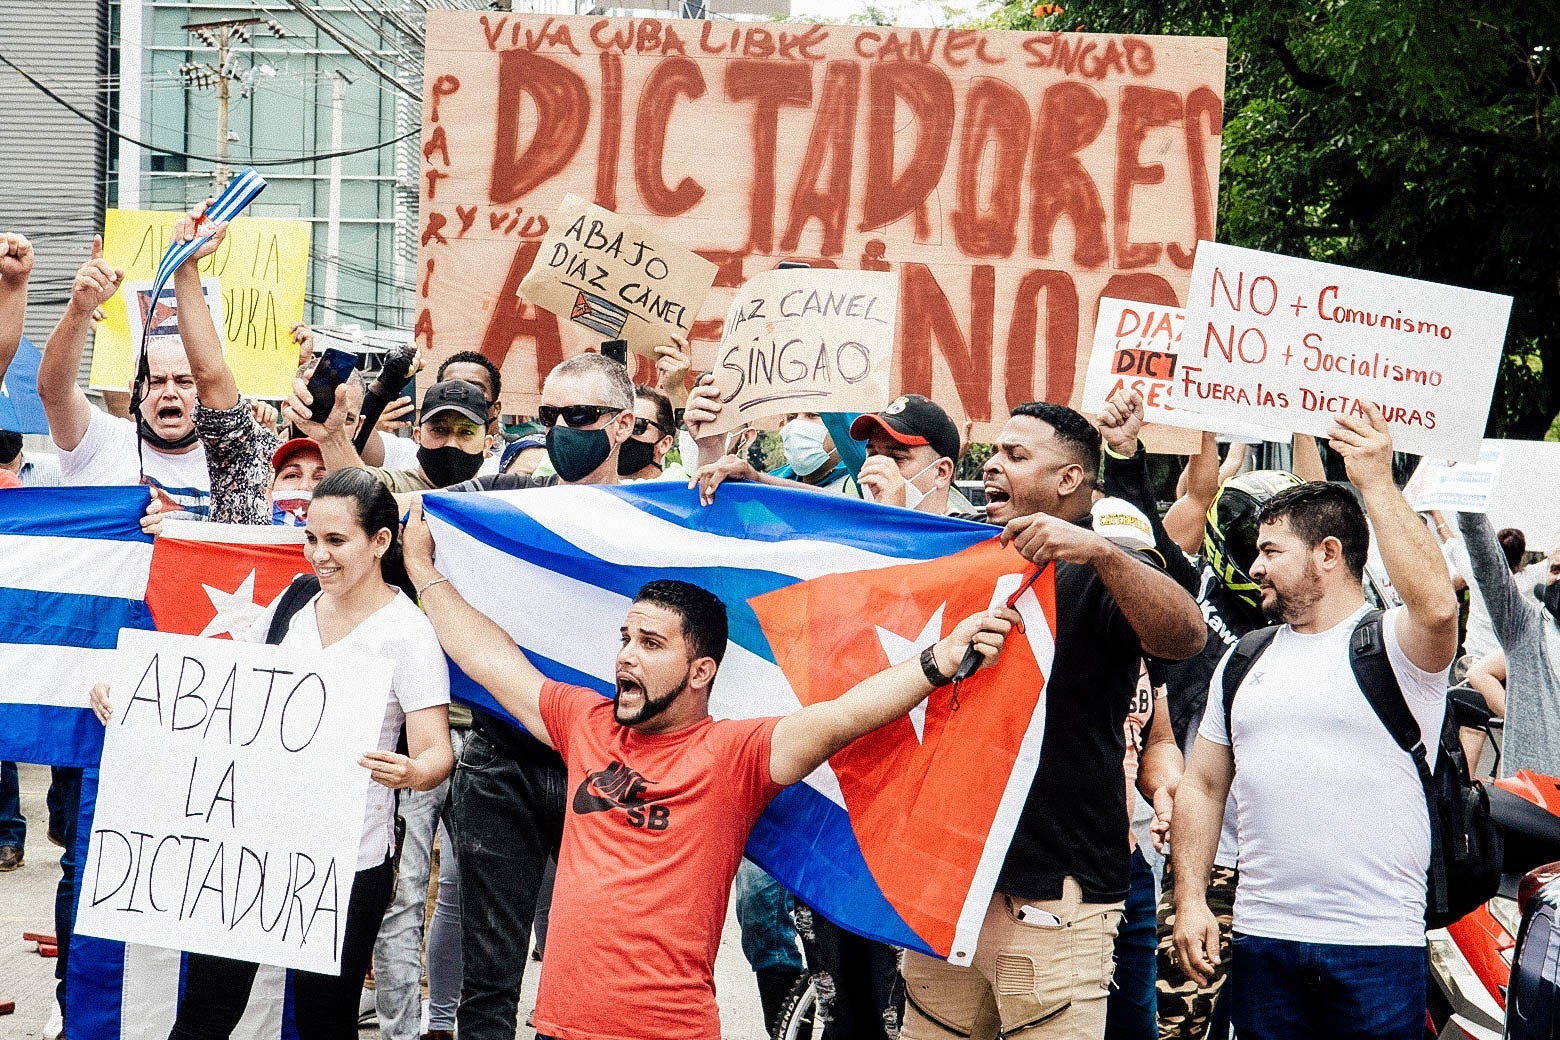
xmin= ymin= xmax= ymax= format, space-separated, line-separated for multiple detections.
xmin=0 ymin=0 xmax=108 ymax=382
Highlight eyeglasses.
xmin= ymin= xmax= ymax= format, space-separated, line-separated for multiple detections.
xmin=537 ymin=404 xmax=622 ymax=429
xmin=632 ymin=417 xmax=670 ymax=438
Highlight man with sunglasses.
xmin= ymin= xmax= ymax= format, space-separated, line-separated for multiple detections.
xmin=431 ymin=351 xmax=639 ymax=1040
xmin=619 ymin=385 xmax=689 ymax=481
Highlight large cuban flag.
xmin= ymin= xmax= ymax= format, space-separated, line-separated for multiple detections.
xmin=422 ymin=480 xmax=1058 ymax=962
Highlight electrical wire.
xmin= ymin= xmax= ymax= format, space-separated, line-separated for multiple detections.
xmin=0 ymin=49 xmax=418 ymax=167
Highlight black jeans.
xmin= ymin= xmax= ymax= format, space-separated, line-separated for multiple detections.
xmin=167 ymin=857 xmax=395 ymax=1040
xmin=795 ymin=903 xmax=905 ymax=1040
xmin=54 ymin=767 xmax=83 ymax=1016
xmin=448 ymin=728 xmax=567 ymax=1040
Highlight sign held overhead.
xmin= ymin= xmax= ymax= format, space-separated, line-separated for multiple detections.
xmin=1178 ymin=242 xmax=1512 ymax=461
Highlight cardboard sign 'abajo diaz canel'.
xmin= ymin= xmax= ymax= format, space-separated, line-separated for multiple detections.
xmin=417 ymin=13 xmax=1226 ymax=435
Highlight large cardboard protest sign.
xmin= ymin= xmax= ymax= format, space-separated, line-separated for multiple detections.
xmin=91 ymin=210 xmax=310 ymax=400
xmin=519 ymin=193 xmax=717 ymax=356
xmin=703 ymin=267 xmax=897 ymax=434
xmin=1081 ymin=297 xmax=1286 ymax=445
xmin=1178 ymin=242 xmax=1513 ymax=461
xmin=76 ymin=630 xmax=389 ymax=974
xmin=418 ymin=14 xmax=1226 ymax=434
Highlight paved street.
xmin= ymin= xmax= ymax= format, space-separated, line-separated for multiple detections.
xmin=0 ymin=764 xmax=769 ymax=1039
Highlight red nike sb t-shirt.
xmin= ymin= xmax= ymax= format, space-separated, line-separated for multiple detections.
xmin=532 ymin=681 xmax=785 ymax=1040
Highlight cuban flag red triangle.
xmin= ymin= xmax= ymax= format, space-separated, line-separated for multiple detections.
xmin=749 ymin=538 xmax=1056 ymax=960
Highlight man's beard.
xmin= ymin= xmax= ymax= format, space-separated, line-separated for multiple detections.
xmin=614 ymin=673 xmax=688 ymax=726
xmin=1263 ymin=561 xmax=1324 ymax=625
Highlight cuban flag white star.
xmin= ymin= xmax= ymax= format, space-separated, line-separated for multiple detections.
xmin=198 ymin=569 xmax=264 ymax=639
xmin=875 ymin=603 xmax=946 ymax=743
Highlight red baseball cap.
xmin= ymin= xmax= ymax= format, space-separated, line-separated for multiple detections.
xmin=271 ymin=437 xmax=322 ymax=473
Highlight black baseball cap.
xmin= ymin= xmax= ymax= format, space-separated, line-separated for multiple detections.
xmin=420 ymin=379 xmax=489 ymax=426
xmin=849 ymin=395 xmax=961 ymax=463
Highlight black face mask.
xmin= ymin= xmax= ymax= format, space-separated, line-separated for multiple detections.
xmin=1538 ymin=582 xmax=1560 ymax=623
xmin=616 ymin=437 xmax=660 ymax=477
xmin=547 ymin=424 xmax=614 ymax=483
xmin=137 ymin=417 xmax=200 ymax=452
xmin=417 ymin=444 xmax=485 ymax=488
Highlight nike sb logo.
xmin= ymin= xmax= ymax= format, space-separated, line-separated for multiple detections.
xmin=573 ymin=761 xmax=671 ymax=831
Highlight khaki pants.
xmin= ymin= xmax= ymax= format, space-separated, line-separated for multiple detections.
xmin=901 ymin=879 xmax=1123 ymax=1040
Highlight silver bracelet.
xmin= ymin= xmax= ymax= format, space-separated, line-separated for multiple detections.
xmin=417 ymin=577 xmax=450 ymax=599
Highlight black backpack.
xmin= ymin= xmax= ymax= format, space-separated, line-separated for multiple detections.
xmin=264 ymin=574 xmax=321 ymax=645
xmin=1221 ymin=608 xmax=1502 ymax=929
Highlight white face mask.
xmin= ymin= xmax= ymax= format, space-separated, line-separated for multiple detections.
xmin=781 ymin=419 xmax=831 ymax=477
xmin=863 ymin=457 xmax=943 ymax=511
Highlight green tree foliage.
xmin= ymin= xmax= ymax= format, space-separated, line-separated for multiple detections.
xmin=982 ymin=0 xmax=1560 ymax=438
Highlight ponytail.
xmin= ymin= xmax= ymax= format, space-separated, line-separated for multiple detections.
xmin=311 ymin=468 xmax=418 ymax=599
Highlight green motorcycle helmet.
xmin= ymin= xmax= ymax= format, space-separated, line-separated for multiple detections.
xmin=1204 ymin=469 xmax=1305 ymax=608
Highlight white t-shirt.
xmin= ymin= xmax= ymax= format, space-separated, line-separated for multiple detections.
xmin=250 ymin=588 xmax=450 ymax=871
xmin=1200 ymin=604 xmax=1447 ymax=946
xmin=58 ymin=407 xmax=211 ymax=518
xmin=379 ymin=430 xmax=419 ymax=470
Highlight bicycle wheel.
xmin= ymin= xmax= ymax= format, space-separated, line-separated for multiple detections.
xmin=773 ymin=972 xmax=826 ymax=1040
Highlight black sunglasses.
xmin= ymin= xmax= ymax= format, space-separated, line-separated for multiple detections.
xmin=537 ymin=404 xmax=622 ymax=429
xmin=632 ymin=417 xmax=670 ymax=438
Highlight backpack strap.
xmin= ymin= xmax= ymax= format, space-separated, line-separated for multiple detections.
xmin=1220 ymin=625 xmax=1280 ymax=736
xmin=264 ymin=574 xmax=322 ymax=645
xmin=1348 ymin=607 xmax=1447 ymax=916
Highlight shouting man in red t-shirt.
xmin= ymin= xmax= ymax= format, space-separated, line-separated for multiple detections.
xmin=402 ymin=500 xmax=1017 ymax=1040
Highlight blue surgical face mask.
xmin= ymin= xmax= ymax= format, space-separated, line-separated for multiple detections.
xmin=781 ymin=419 xmax=831 ymax=477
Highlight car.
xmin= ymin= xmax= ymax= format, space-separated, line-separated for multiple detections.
xmin=1505 ymin=860 xmax=1560 ymax=1039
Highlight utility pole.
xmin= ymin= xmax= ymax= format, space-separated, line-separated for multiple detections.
xmin=177 ymin=16 xmax=286 ymax=189
xmin=323 ymin=70 xmax=353 ymax=327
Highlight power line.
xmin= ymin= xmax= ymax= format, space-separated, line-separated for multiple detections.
xmin=0 ymin=49 xmax=417 ymax=167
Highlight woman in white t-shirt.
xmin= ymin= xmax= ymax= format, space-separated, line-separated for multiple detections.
xmin=91 ymin=467 xmax=454 ymax=1039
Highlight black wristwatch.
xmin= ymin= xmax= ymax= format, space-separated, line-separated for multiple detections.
xmin=920 ymin=645 xmax=953 ymax=687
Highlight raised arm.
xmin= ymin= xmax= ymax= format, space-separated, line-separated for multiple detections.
xmin=1163 ymin=432 xmax=1220 ymax=554
xmin=1097 ymin=389 xmax=1199 ymax=593
xmin=1000 ymin=513 xmax=1207 ymax=660
xmin=402 ymin=499 xmax=552 ymax=743
xmin=1457 ymin=510 xmax=1540 ymax=653
xmin=1329 ymin=403 xmax=1458 ymax=673
xmin=1170 ymin=733 xmax=1236 ymax=986
xmin=281 ymin=368 xmax=367 ymax=472
xmin=170 ymin=201 xmax=239 ymax=410
xmin=0 ymin=233 xmax=34 ymax=383
xmin=1290 ymin=432 xmax=1326 ymax=483
xmin=768 ymin=606 xmax=1018 ymax=786
xmin=39 ymin=236 xmax=122 ymax=451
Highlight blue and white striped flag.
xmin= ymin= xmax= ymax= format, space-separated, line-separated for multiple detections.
xmin=139 ymin=168 xmax=266 ymax=350
xmin=0 ymin=486 xmax=154 ymax=768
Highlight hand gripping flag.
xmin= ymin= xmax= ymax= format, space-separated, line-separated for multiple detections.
xmin=421 ymin=480 xmax=1057 ymax=962
xmin=133 ymin=168 xmax=266 ymax=375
